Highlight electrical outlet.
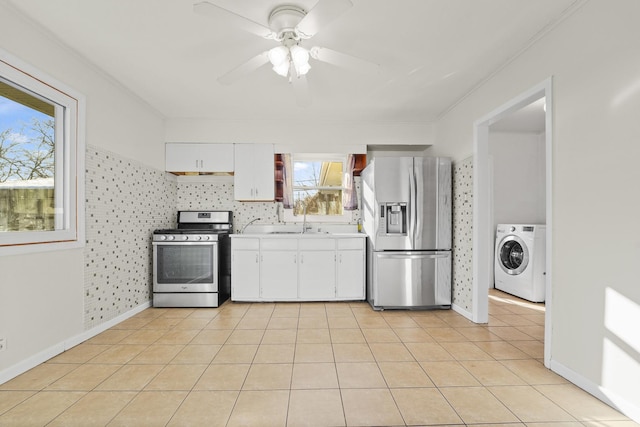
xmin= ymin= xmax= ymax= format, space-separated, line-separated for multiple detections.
xmin=0 ymin=338 xmax=6 ymax=352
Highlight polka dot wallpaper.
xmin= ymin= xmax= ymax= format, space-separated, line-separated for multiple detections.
xmin=84 ymin=146 xmax=177 ymax=329
xmin=452 ymin=156 xmax=473 ymax=313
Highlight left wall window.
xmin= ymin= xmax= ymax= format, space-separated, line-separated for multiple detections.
xmin=0 ymin=50 xmax=84 ymax=253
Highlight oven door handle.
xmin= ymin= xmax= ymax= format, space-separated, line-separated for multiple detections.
xmin=152 ymin=241 xmax=218 ymax=246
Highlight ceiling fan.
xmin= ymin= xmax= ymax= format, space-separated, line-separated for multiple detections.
xmin=194 ymin=0 xmax=378 ymax=106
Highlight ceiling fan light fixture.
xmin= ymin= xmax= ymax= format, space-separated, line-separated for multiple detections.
xmin=294 ymin=61 xmax=311 ymax=76
xmin=268 ymin=45 xmax=289 ymax=66
xmin=290 ymin=45 xmax=311 ymax=76
xmin=272 ymin=62 xmax=290 ymax=77
xmin=268 ymin=45 xmax=291 ymax=77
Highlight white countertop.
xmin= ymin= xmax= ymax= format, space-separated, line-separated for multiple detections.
xmin=232 ymin=223 xmax=365 ymax=238
xmin=232 ymin=232 xmax=365 ymax=238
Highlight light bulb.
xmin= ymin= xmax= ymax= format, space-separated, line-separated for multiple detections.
xmin=290 ymin=45 xmax=311 ymax=76
xmin=272 ymin=62 xmax=290 ymax=77
xmin=294 ymin=61 xmax=311 ymax=76
xmin=268 ymin=46 xmax=289 ymax=66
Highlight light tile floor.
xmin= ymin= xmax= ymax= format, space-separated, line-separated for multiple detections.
xmin=1 ymin=289 xmax=637 ymax=426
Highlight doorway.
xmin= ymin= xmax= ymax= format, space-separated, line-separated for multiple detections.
xmin=472 ymin=78 xmax=553 ymax=367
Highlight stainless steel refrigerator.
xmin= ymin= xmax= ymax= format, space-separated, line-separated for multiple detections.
xmin=361 ymin=156 xmax=452 ymax=310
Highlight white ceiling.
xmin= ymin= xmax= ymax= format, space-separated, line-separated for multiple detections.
xmin=8 ymin=0 xmax=580 ymax=124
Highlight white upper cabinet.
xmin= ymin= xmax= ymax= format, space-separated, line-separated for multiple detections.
xmin=234 ymin=143 xmax=274 ymax=201
xmin=165 ymin=143 xmax=234 ymax=173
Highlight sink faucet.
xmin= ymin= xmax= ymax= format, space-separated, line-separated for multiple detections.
xmin=302 ymin=204 xmax=312 ymax=233
xmin=241 ymin=217 xmax=261 ymax=234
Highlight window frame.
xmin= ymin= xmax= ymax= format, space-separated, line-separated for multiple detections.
xmin=0 ymin=49 xmax=85 ymax=255
xmin=283 ymin=153 xmax=354 ymax=223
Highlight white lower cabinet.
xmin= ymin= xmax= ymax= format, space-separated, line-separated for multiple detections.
xmin=299 ymin=238 xmax=336 ymax=300
xmin=260 ymin=250 xmax=298 ymax=300
xmin=336 ymin=238 xmax=365 ymax=299
xmin=231 ymin=236 xmax=365 ymax=302
xmin=230 ymin=238 xmax=260 ymax=301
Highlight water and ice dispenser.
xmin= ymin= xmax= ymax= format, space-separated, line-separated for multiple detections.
xmin=380 ymin=203 xmax=407 ymax=235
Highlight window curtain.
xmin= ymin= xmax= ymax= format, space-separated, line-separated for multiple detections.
xmin=343 ymin=154 xmax=357 ymax=210
xmin=281 ymin=153 xmax=294 ymax=209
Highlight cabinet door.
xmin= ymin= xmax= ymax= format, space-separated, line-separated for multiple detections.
xmin=200 ymin=143 xmax=234 ymax=172
xmin=166 ymin=143 xmax=234 ymax=172
xmin=166 ymin=143 xmax=201 ymax=172
xmin=336 ymin=249 xmax=365 ymax=300
xmin=252 ymin=144 xmax=275 ymax=201
xmin=231 ymin=249 xmax=260 ymax=301
xmin=299 ymin=250 xmax=336 ymax=300
xmin=260 ymin=251 xmax=298 ymax=300
xmin=234 ymin=144 xmax=274 ymax=200
xmin=233 ymin=144 xmax=255 ymax=200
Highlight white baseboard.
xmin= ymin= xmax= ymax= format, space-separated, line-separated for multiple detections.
xmin=549 ymin=359 xmax=640 ymax=423
xmin=65 ymin=301 xmax=152 ymax=349
xmin=451 ymin=303 xmax=474 ymax=321
xmin=0 ymin=300 xmax=152 ymax=385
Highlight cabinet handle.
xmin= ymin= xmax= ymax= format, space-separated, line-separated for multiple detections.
xmin=294 ymin=254 xmax=297 ymax=264
xmin=195 ymin=160 xmax=199 ymax=169
xmin=255 ymin=188 xmax=259 ymax=197
xmin=255 ymin=254 xmax=259 ymax=263
xmin=300 ymin=254 xmax=303 ymax=264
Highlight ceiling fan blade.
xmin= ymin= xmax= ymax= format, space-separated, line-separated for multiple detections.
xmin=194 ymin=1 xmax=276 ymax=39
xmin=310 ymin=47 xmax=379 ymax=74
xmin=217 ymin=51 xmax=270 ymax=85
xmin=296 ymin=0 xmax=353 ymax=38
xmin=291 ymin=74 xmax=312 ymax=107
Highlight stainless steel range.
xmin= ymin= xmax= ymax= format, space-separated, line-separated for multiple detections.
xmin=152 ymin=210 xmax=232 ymax=307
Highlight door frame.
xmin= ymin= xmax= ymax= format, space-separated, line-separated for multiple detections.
xmin=472 ymin=77 xmax=553 ymax=367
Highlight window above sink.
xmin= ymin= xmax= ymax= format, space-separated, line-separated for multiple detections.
xmin=278 ymin=153 xmax=365 ymax=224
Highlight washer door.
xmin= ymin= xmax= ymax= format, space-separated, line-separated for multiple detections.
xmin=498 ymin=235 xmax=529 ymax=275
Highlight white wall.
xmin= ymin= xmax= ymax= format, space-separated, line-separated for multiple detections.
xmin=489 ymin=131 xmax=546 ymax=228
xmin=165 ymin=118 xmax=435 ymax=153
xmin=0 ymin=2 xmax=164 ymax=379
xmin=0 ymin=2 xmax=165 ymax=171
xmin=434 ymin=0 xmax=640 ymax=419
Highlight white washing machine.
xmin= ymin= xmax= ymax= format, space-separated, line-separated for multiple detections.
xmin=494 ymin=224 xmax=546 ymax=302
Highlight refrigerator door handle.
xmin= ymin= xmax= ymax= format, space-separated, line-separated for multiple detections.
xmin=376 ymin=252 xmax=449 ymax=259
xmin=408 ymin=166 xmax=416 ymax=246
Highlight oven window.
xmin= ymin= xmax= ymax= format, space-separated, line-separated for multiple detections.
xmin=156 ymin=245 xmax=214 ymax=284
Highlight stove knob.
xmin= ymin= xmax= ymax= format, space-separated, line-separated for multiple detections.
xmin=202 ymin=235 xmax=210 ymax=241
xmin=158 ymin=235 xmax=166 ymax=241
xmin=178 ymin=235 xmax=188 ymax=241
xmin=192 ymin=235 xmax=201 ymax=241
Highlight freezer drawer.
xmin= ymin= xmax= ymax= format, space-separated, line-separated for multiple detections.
xmin=369 ymin=250 xmax=451 ymax=309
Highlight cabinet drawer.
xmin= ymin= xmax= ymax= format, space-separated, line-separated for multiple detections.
xmin=232 ymin=238 xmax=259 ymax=250
xmin=337 ymin=238 xmax=365 ymax=250
xmin=299 ymin=238 xmax=335 ymax=250
xmin=261 ymin=238 xmax=298 ymax=250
